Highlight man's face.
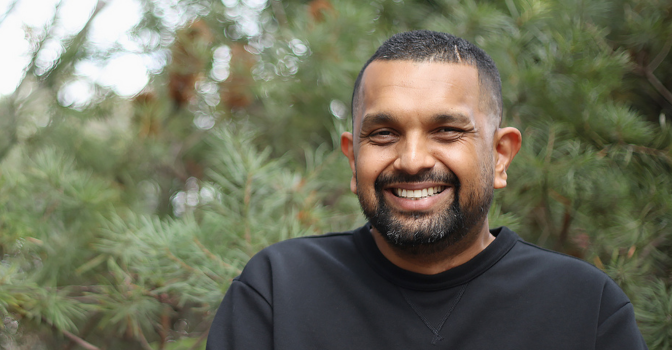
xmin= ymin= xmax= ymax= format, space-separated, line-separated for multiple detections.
xmin=342 ymin=61 xmax=499 ymax=249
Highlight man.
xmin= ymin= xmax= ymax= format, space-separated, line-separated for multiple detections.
xmin=206 ymin=30 xmax=647 ymax=349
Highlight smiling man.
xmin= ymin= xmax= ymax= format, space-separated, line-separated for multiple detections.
xmin=342 ymin=55 xmax=516 ymax=275
xmin=206 ymin=31 xmax=647 ymax=350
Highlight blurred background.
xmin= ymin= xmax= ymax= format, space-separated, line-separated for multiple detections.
xmin=0 ymin=0 xmax=671 ymax=348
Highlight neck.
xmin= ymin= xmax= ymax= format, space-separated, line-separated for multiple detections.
xmin=371 ymin=222 xmax=495 ymax=275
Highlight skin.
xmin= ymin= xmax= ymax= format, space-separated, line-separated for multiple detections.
xmin=341 ymin=61 xmax=522 ymax=275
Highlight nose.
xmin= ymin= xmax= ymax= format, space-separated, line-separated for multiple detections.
xmin=393 ymin=134 xmax=436 ymax=175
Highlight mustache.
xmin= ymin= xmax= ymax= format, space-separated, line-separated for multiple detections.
xmin=374 ymin=169 xmax=460 ymax=191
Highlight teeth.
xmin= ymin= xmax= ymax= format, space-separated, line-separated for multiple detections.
xmin=393 ymin=186 xmax=445 ymax=200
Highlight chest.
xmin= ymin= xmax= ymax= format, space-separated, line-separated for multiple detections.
xmin=269 ymin=275 xmax=598 ymax=350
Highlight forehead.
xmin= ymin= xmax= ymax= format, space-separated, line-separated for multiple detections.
xmin=355 ymin=61 xmax=482 ymax=131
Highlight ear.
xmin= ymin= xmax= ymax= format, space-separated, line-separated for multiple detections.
xmin=340 ymin=132 xmax=358 ymax=194
xmin=493 ymin=127 xmax=522 ymax=189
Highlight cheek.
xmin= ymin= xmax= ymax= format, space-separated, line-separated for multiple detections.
xmin=355 ymin=162 xmax=383 ymax=189
xmin=356 ymin=149 xmax=396 ymax=183
xmin=436 ymin=145 xmax=484 ymax=182
xmin=434 ymin=146 xmax=472 ymax=173
xmin=462 ymin=149 xmax=495 ymax=193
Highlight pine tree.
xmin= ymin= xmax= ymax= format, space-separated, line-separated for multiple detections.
xmin=0 ymin=0 xmax=670 ymax=348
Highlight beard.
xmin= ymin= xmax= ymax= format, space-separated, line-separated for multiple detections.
xmin=357 ymin=168 xmax=494 ymax=254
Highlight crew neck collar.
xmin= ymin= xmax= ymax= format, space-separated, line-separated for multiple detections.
xmin=353 ymin=223 xmax=519 ymax=291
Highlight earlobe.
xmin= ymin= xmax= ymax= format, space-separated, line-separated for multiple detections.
xmin=493 ymin=127 xmax=522 ymax=189
xmin=340 ymin=132 xmax=358 ymax=194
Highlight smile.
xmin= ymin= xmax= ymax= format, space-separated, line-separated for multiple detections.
xmin=392 ymin=186 xmax=446 ymax=200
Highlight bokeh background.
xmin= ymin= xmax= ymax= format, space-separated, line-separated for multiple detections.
xmin=1 ymin=0 xmax=671 ymax=348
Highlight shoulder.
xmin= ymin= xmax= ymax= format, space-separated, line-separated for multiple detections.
xmin=498 ymin=228 xmax=631 ymax=306
xmin=265 ymin=231 xmax=355 ymax=256
xmin=235 ymin=229 xmax=359 ymax=286
xmin=487 ymin=229 xmax=645 ymax=348
xmin=507 ymin=230 xmax=611 ymax=283
xmin=248 ymin=230 xmax=356 ymax=267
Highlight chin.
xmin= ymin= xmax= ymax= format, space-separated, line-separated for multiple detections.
xmin=365 ymin=201 xmax=470 ymax=248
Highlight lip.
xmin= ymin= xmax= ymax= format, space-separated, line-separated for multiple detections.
xmin=383 ymin=182 xmax=448 ymax=191
xmin=383 ymin=184 xmax=453 ymax=212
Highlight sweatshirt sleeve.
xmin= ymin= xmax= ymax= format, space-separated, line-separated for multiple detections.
xmin=206 ymin=279 xmax=273 ymax=350
xmin=594 ymin=280 xmax=648 ymax=350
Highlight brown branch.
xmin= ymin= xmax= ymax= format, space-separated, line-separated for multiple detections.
xmin=157 ymin=163 xmax=189 ymax=182
xmin=43 ymin=317 xmax=100 ymax=350
xmin=176 ymin=128 xmax=209 ymax=159
xmin=549 ymin=189 xmax=573 ymax=251
xmin=41 ymin=199 xmax=60 ymax=221
xmin=599 ymin=144 xmax=671 ymax=163
xmin=165 ymin=247 xmax=222 ymax=281
xmin=648 ymin=37 xmax=672 ymax=73
xmin=631 ymin=144 xmax=672 ymax=162
xmin=57 ymin=285 xmax=105 ymax=293
xmin=62 ymin=313 xmax=102 ymax=350
xmin=61 ymin=329 xmax=101 ymax=350
xmin=544 ymin=129 xmax=555 ymax=165
xmin=640 ymin=232 xmax=668 ymax=260
xmin=633 ymin=39 xmax=672 ymax=108
xmin=630 ymin=38 xmax=672 ymax=110
xmin=136 ymin=325 xmax=154 ymax=350
xmin=303 ymin=149 xmax=340 ymax=183
xmin=188 ymin=328 xmax=210 ymax=350
xmin=69 ymin=296 xmax=99 ymax=303
xmin=644 ymin=69 xmax=672 ymax=107
xmin=555 ymin=208 xmax=573 ymax=251
xmin=165 ymin=247 xmax=198 ymax=273
xmin=157 ymin=307 xmax=171 ymax=350
xmin=270 ymin=0 xmax=288 ymax=28
xmin=193 ymin=237 xmax=241 ymax=274
xmin=243 ymin=172 xmax=253 ymax=247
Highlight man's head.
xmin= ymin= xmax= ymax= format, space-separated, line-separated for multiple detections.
xmin=341 ymin=31 xmax=521 ymax=254
xmin=351 ymin=30 xmax=503 ymax=129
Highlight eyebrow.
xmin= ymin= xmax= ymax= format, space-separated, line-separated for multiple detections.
xmin=360 ymin=112 xmax=396 ymax=131
xmin=359 ymin=112 xmax=472 ymax=131
xmin=430 ymin=113 xmax=471 ymax=125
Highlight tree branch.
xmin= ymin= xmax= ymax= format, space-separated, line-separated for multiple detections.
xmin=631 ymin=144 xmax=672 ymax=162
xmin=43 ymin=316 xmax=101 ymax=350
xmin=188 ymin=328 xmax=210 ymax=350
xmin=270 ymin=0 xmax=288 ymax=28
xmin=40 ymin=0 xmax=108 ymax=86
xmin=549 ymin=189 xmax=573 ymax=251
xmin=645 ymin=69 xmax=672 ymax=107
xmin=640 ymin=232 xmax=668 ymax=260
xmin=61 ymin=329 xmax=101 ymax=350
xmin=632 ymin=39 xmax=672 ymax=108
xmin=193 ymin=237 xmax=241 ymax=274
xmin=164 ymin=247 xmax=222 ymax=281
xmin=136 ymin=325 xmax=154 ymax=350
xmin=62 ymin=313 xmax=102 ymax=350
xmin=648 ymin=37 xmax=672 ymax=73
xmin=0 ymin=0 xmax=18 ymax=28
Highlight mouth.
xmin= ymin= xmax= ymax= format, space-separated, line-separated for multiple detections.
xmin=391 ymin=186 xmax=446 ymax=200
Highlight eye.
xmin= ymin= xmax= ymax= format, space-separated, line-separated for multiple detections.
xmin=367 ymin=129 xmax=398 ymax=144
xmin=373 ymin=130 xmax=393 ymax=136
xmin=434 ymin=127 xmax=464 ymax=141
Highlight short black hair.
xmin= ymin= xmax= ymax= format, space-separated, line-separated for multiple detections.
xmin=351 ymin=30 xmax=502 ymax=128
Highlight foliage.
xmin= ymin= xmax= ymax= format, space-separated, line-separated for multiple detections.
xmin=0 ymin=0 xmax=671 ymax=348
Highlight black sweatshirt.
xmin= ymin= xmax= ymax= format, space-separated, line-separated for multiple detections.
xmin=207 ymin=225 xmax=648 ymax=349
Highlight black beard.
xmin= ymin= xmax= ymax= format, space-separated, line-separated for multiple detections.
xmin=357 ymin=169 xmax=493 ymax=254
